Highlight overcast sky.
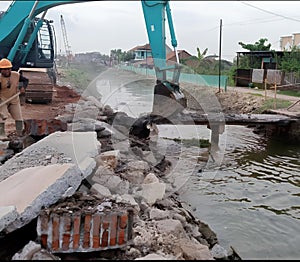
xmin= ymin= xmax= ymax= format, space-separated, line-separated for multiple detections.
xmin=1 ymin=1 xmax=300 ymax=62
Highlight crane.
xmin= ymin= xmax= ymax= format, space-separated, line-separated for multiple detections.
xmin=60 ymin=14 xmax=73 ymax=66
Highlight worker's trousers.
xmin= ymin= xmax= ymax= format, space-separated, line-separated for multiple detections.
xmin=0 ymin=101 xmax=23 ymax=123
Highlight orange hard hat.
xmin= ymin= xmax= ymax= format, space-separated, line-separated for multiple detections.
xmin=0 ymin=58 xmax=13 ymax=69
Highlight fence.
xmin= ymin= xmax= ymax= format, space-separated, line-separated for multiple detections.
xmin=119 ymin=65 xmax=228 ymax=91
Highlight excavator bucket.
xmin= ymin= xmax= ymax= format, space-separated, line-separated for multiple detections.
xmin=151 ymin=80 xmax=187 ymax=118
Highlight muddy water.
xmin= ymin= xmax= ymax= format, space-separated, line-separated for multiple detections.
xmin=176 ymin=126 xmax=300 ymax=260
xmin=89 ymin=68 xmax=300 ymax=260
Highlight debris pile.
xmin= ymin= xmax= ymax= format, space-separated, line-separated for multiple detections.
xmin=0 ymin=85 xmax=241 ymax=260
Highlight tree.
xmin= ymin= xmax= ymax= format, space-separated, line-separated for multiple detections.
xmin=196 ymin=47 xmax=208 ymax=61
xmin=278 ymin=46 xmax=300 ymax=78
xmin=110 ymin=49 xmax=135 ymax=64
xmin=237 ymin=38 xmax=273 ymax=69
xmin=238 ymin=38 xmax=271 ymax=51
xmin=195 ymin=47 xmax=212 ymax=74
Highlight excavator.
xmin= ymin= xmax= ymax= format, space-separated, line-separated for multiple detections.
xmin=0 ymin=0 xmax=186 ymax=116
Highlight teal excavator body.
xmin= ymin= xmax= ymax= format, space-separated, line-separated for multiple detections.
xmin=0 ymin=0 xmax=186 ymax=114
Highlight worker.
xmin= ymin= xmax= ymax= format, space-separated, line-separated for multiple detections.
xmin=0 ymin=58 xmax=28 ymax=139
xmin=18 ymin=70 xmax=28 ymax=106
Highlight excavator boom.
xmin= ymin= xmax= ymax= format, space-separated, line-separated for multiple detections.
xmin=0 ymin=0 xmax=186 ymax=114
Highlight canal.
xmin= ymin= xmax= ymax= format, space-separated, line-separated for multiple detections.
xmin=89 ymin=68 xmax=300 ymax=260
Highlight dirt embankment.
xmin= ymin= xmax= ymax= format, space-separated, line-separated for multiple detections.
xmin=180 ymin=83 xmax=265 ymax=114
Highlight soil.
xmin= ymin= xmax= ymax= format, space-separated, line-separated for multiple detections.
xmin=181 ymin=84 xmax=266 ymax=114
xmin=5 ymin=84 xmax=81 ymax=135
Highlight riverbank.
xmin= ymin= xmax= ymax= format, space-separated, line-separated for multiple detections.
xmin=0 ymin=67 xmax=244 ymax=260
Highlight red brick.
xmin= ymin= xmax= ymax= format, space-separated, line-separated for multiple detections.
xmin=118 ymin=229 xmax=125 ymax=246
xmin=37 ymin=203 xmax=134 ymax=253
xmin=73 ymin=214 xmax=81 ymax=250
xmin=101 ymin=219 xmax=109 ymax=248
xmin=24 ymin=119 xmax=67 ymax=136
xmin=39 ymin=214 xmax=49 ymax=249
xmin=119 ymin=213 xmax=128 ymax=229
xmin=118 ymin=213 xmax=128 ymax=245
xmin=62 ymin=214 xmax=72 ymax=251
xmin=83 ymin=213 xmax=92 ymax=248
xmin=110 ymin=214 xmax=118 ymax=246
xmin=52 ymin=215 xmax=60 ymax=251
xmin=92 ymin=214 xmax=101 ymax=248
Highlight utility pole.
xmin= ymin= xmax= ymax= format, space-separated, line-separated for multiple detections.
xmin=60 ymin=14 xmax=73 ymax=66
xmin=218 ymin=19 xmax=222 ymax=93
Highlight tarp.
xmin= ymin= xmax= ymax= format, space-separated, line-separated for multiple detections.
xmin=252 ymin=69 xmax=264 ymax=83
xmin=266 ymin=69 xmax=282 ymax=85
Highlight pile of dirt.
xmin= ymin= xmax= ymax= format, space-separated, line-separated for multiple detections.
xmin=215 ymin=90 xmax=265 ymax=113
xmin=180 ymin=83 xmax=265 ymax=114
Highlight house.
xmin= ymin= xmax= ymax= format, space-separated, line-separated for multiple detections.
xmin=166 ymin=50 xmax=192 ymax=62
xmin=129 ymin=43 xmax=152 ymax=60
xmin=129 ymin=43 xmax=192 ymax=68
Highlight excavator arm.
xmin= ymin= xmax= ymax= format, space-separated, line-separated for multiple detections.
xmin=0 ymin=0 xmax=186 ymax=114
xmin=141 ymin=0 xmax=186 ymax=116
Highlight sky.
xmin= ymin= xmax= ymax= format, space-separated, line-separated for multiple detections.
xmin=1 ymin=1 xmax=300 ymax=62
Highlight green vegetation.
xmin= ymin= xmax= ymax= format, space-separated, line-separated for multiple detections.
xmin=255 ymin=98 xmax=292 ymax=113
xmin=110 ymin=49 xmax=135 ymax=63
xmin=238 ymin=38 xmax=272 ymax=52
xmin=237 ymin=38 xmax=273 ymax=69
xmin=62 ymin=67 xmax=90 ymax=90
xmin=278 ymin=46 xmax=300 ymax=78
xmin=278 ymin=90 xmax=300 ymax=97
xmin=59 ymin=63 xmax=106 ymax=90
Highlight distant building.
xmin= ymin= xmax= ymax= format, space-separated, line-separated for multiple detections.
xmin=280 ymin=33 xmax=300 ymax=50
xmin=166 ymin=50 xmax=192 ymax=62
xmin=129 ymin=43 xmax=152 ymax=60
xmin=74 ymin=52 xmax=101 ymax=63
xmin=129 ymin=43 xmax=173 ymax=61
xmin=129 ymin=43 xmax=192 ymax=68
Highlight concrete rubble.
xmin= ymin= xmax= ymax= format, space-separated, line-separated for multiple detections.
xmin=0 ymin=94 xmax=239 ymax=260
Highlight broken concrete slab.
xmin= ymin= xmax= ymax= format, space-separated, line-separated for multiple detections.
xmin=0 ymin=131 xmax=100 ymax=183
xmin=0 ymin=163 xmax=82 ymax=233
xmin=33 ymin=131 xmax=100 ymax=177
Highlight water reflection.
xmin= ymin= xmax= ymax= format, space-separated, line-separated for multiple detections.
xmin=179 ymin=126 xmax=300 ymax=260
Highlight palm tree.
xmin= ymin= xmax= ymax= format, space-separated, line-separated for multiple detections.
xmin=197 ymin=47 xmax=208 ymax=62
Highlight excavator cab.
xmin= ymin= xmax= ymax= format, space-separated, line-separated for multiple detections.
xmin=12 ymin=18 xmax=56 ymax=104
xmin=11 ymin=18 xmax=55 ymax=70
xmin=25 ymin=18 xmax=55 ymax=69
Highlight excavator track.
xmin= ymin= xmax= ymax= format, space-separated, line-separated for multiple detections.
xmin=20 ymin=68 xmax=54 ymax=104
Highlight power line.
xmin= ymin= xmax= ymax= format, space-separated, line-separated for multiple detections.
xmin=198 ymin=16 xmax=285 ymax=34
xmin=225 ymin=17 xmax=285 ymax=27
xmin=240 ymin=1 xmax=300 ymax=23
